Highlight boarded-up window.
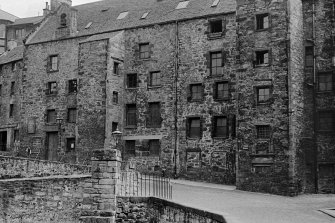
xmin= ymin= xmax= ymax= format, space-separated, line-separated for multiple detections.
xmin=257 ymin=87 xmax=271 ymax=104
xmin=149 ymin=71 xmax=161 ymax=87
xmin=318 ymin=72 xmax=333 ymax=92
xmin=112 ymin=91 xmax=118 ymax=104
xmin=255 ymin=50 xmax=269 ymax=65
xmin=47 ymin=82 xmax=57 ymax=95
xmin=147 ymin=102 xmax=161 ymax=127
xmin=49 ymin=55 xmax=58 ymax=71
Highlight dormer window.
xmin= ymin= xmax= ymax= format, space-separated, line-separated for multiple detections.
xmin=60 ymin=13 xmax=67 ymax=27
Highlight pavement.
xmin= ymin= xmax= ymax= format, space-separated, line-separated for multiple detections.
xmin=170 ymin=179 xmax=335 ymax=223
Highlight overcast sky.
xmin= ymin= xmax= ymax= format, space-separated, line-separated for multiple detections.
xmin=0 ymin=0 xmax=101 ymax=18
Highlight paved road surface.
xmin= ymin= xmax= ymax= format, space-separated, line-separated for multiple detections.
xmin=171 ymin=180 xmax=335 ymax=223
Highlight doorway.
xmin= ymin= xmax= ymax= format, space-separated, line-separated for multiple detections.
xmin=46 ymin=132 xmax=58 ymax=161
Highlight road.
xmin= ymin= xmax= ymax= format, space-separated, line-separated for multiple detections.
xmin=171 ymin=180 xmax=335 ymax=223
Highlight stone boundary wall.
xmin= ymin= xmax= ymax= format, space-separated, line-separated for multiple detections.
xmin=0 ymin=155 xmax=91 ymax=179
xmin=0 ymin=175 xmax=90 ymax=223
xmin=117 ymin=197 xmax=226 ymax=223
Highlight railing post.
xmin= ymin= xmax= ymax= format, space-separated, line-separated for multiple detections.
xmin=80 ymin=148 xmax=121 ymax=223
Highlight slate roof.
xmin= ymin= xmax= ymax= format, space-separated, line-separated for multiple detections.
xmin=0 ymin=9 xmax=19 ymax=22
xmin=9 ymin=16 xmax=44 ymax=26
xmin=0 ymin=46 xmax=24 ymax=65
xmin=27 ymin=0 xmax=236 ymax=44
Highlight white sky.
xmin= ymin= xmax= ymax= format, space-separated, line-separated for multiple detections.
xmin=0 ymin=0 xmax=100 ymax=18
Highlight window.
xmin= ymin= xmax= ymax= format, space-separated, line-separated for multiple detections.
xmin=117 ymin=11 xmax=129 ymax=20
xmin=213 ymin=116 xmax=228 ymax=138
xmin=85 ymin=22 xmax=93 ymax=29
xmin=10 ymin=82 xmax=15 ymax=95
xmin=112 ymin=91 xmax=118 ymax=104
xmin=67 ymin=108 xmax=76 ymax=123
xmin=112 ymin=122 xmax=118 ymax=132
xmin=113 ymin=62 xmax=120 ymax=75
xmin=0 ymin=131 xmax=7 ymax=152
xmin=9 ymin=104 xmax=14 ymax=117
xmin=187 ymin=117 xmax=201 ymax=138
xmin=255 ymin=50 xmax=269 ymax=66
xmin=149 ymin=71 xmax=161 ymax=87
xmin=256 ymin=125 xmax=271 ymax=139
xmin=211 ymin=0 xmax=220 ymax=7
xmin=126 ymin=73 xmax=137 ymax=88
xmin=68 ymin=79 xmax=77 ymax=93
xmin=125 ymin=140 xmax=136 ymax=156
xmin=66 ymin=138 xmax=75 ymax=152
xmin=15 ymin=29 xmax=25 ymax=39
xmin=318 ymin=111 xmax=334 ymax=131
xmin=210 ymin=51 xmax=223 ymax=75
xmin=214 ymin=82 xmax=229 ymax=100
xmin=147 ymin=102 xmax=161 ymax=127
xmin=47 ymin=82 xmax=57 ymax=95
xmin=176 ymin=1 xmax=189 ymax=9
xmin=49 ymin=55 xmax=58 ymax=71
xmin=60 ymin=13 xmax=67 ymax=27
xmin=256 ymin=14 xmax=269 ymax=30
xmin=257 ymin=87 xmax=271 ymax=104
xmin=149 ymin=139 xmax=160 ymax=156
xmin=47 ymin=109 xmax=57 ymax=123
xmin=139 ymin=43 xmax=150 ymax=59
xmin=12 ymin=62 xmax=17 ymax=71
xmin=318 ymin=72 xmax=333 ymax=92
xmin=141 ymin=12 xmax=150 ymax=19
xmin=189 ymin=84 xmax=203 ymax=101
xmin=126 ymin=104 xmax=137 ymax=127
xmin=209 ymin=20 xmax=222 ymax=33
xmin=305 ymin=46 xmax=314 ymax=67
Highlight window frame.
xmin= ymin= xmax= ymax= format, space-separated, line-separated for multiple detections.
xmin=189 ymin=83 xmax=203 ymax=101
xmin=47 ymin=81 xmax=57 ymax=95
xmin=46 ymin=109 xmax=57 ymax=124
xmin=68 ymin=79 xmax=78 ymax=94
xmin=187 ymin=117 xmax=202 ymax=139
xmin=126 ymin=104 xmax=137 ymax=128
xmin=48 ymin=55 xmax=59 ymax=72
xmin=212 ymin=116 xmax=228 ymax=138
xmin=125 ymin=140 xmax=136 ymax=156
xmin=66 ymin=137 xmax=76 ymax=152
xmin=305 ymin=46 xmax=314 ymax=68
xmin=210 ymin=51 xmax=224 ymax=75
xmin=256 ymin=86 xmax=272 ymax=105
xmin=255 ymin=50 xmax=270 ymax=66
xmin=149 ymin=71 xmax=161 ymax=87
xmin=209 ymin=19 xmax=223 ymax=34
xmin=126 ymin=73 xmax=138 ymax=89
xmin=147 ymin=102 xmax=161 ymax=128
xmin=255 ymin=13 xmax=270 ymax=31
xmin=113 ymin=62 xmax=120 ymax=75
xmin=67 ymin=108 xmax=77 ymax=123
xmin=318 ymin=110 xmax=335 ymax=132
xmin=256 ymin=125 xmax=271 ymax=139
xmin=317 ymin=72 xmax=333 ymax=93
xmin=214 ymin=81 xmax=229 ymax=101
xmin=139 ymin=43 xmax=150 ymax=59
xmin=149 ymin=139 xmax=160 ymax=156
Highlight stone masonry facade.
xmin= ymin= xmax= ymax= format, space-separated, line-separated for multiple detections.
xmin=0 ymin=0 xmax=334 ymax=195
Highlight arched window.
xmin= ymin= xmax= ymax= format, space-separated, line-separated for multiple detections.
xmin=60 ymin=13 xmax=67 ymax=27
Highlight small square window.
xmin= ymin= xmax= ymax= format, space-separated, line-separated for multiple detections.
xmin=117 ymin=11 xmax=129 ymax=20
xmin=113 ymin=62 xmax=120 ymax=75
xmin=176 ymin=1 xmax=189 ymax=9
xmin=47 ymin=109 xmax=57 ymax=123
xmin=149 ymin=139 xmax=160 ymax=156
xmin=189 ymin=84 xmax=203 ymax=101
xmin=125 ymin=140 xmax=136 ymax=156
xmin=9 ymin=104 xmax=14 ymax=117
xmin=256 ymin=14 xmax=269 ymax=30
xmin=255 ymin=50 xmax=269 ymax=65
xmin=112 ymin=122 xmax=118 ymax=132
xmin=127 ymin=73 xmax=137 ymax=88
xmin=256 ymin=125 xmax=271 ymax=139
xmin=126 ymin=104 xmax=137 ymax=127
xmin=47 ymin=82 xmax=57 ymax=95
xmin=139 ymin=43 xmax=150 ymax=59
xmin=215 ymin=82 xmax=229 ymax=100
xmin=213 ymin=116 xmax=228 ymax=138
xmin=305 ymin=46 xmax=314 ymax=67
xmin=67 ymin=108 xmax=76 ymax=123
xmin=187 ymin=117 xmax=201 ymax=138
xmin=66 ymin=138 xmax=76 ymax=152
xmin=210 ymin=20 xmax=222 ymax=33
xmin=112 ymin=91 xmax=118 ymax=104
xmin=318 ymin=111 xmax=334 ymax=131
xmin=68 ymin=79 xmax=77 ymax=93
xmin=49 ymin=55 xmax=58 ymax=71
xmin=257 ymin=87 xmax=271 ymax=104
xmin=210 ymin=51 xmax=223 ymax=75
xmin=318 ymin=72 xmax=333 ymax=92
xmin=10 ymin=81 xmax=15 ymax=95
xmin=149 ymin=71 xmax=161 ymax=87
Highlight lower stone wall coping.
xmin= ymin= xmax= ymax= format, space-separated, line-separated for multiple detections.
xmin=0 ymin=174 xmax=91 ymax=182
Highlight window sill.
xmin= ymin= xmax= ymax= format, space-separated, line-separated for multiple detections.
xmin=46 ymin=94 xmax=58 ymax=97
xmin=255 ymin=64 xmax=270 ymax=68
xmin=187 ymin=137 xmax=202 ymax=140
xmin=139 ymin=58 xmax=151 ymax=61
xmin=188 ymin=99 xmax=203 ymax=103
xmin=250 ymin=153 xmax=275 ymax=157
xmin=214 ymin=98 xmax=229 ymax=102
xmin=146 ymin=125 xmax=162 ymax=128
xmin=257 ymin=102 xmax=271 ymax=106
xmin=148 ymin=86 xmax=162 ymax=89
xmin=207 ymin=32 xmax=224 ymax=40
xmin=255 ymin=28 xmax=270 ymax=32
xmin=125 ymin=87 xmax=138 ymax=90
xmin=212 ymin=137 xmax=228 ymax=140
xmin=124 ymin=126 xmax=137 ymax=129
xmin=47 ymin=70 xmax=59 ymax=73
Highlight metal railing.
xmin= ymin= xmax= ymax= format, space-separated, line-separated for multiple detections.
xmin=118 ymin=171 xmax=172 ymax=200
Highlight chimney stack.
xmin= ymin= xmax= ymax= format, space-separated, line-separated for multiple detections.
xmin=50 ymin=0 xmax=72 ymax=11
xmin=43 ymin=2 xmax=50 ymax=16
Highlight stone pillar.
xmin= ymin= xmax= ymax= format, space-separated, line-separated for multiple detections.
xmin=80 ymin=149 xmax=121 ymax=223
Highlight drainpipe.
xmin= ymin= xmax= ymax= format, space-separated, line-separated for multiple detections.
xmin=174 ymin=21 xmax=179 ymax=178
xmin=312 ymin=0 xmax=318 ymax=193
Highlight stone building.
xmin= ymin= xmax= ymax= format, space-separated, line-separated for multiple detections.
xmin=0 ymin=9 xmax=18 ymax=54
xmin=0 ymin=0 xmax=334 ymax=195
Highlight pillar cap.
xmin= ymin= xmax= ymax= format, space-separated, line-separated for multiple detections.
xmin=92 ymin=149 xmax=121 ymax=161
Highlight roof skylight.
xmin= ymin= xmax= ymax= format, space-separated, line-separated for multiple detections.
xmin=176 ymin=1 xmax=189 ymax=9
xmin=117 ymin=11 xmax=129 ymax=20
xmin=141 ymin=12 xmax=150 ymax=19
xmin=85 ymin=22 xmax=92 ymax=29
xmin=211 ymin=0 xmax=220 ymax=7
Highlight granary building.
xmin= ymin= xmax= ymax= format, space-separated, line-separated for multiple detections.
xmin=0 ymin=0 xmax=334 ymax=196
